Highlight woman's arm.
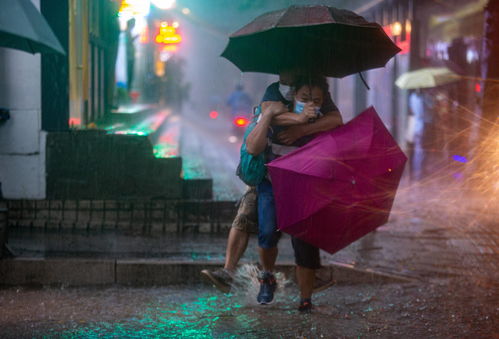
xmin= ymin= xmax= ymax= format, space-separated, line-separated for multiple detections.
xmin=261 ymin=101 xmax=315 ymax=126
xmin=277 ymin=110 xmax=343 ymax=145
xmin=246 ymin=102 xmax=286 ymax=155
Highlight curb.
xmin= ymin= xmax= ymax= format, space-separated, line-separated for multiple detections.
xmin=0 ymin=258 xmax=415 ymax=287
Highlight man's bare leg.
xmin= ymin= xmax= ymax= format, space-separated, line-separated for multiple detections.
xmin=296 ymin=265 xmax=315 ymax=300
xmin=224 ymin=227 xmax=250 ymax=272
xmin=258 ymin=246 xmax=278 ymax=272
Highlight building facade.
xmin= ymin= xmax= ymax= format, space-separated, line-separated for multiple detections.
xmin=333 ymin=0 xmax=486 ymax=150
xmin=0 ymin=0 xmax=119 ymax=199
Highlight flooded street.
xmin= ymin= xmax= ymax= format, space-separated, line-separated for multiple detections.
xmin=1 ymin=279 xmax=497 ymax=338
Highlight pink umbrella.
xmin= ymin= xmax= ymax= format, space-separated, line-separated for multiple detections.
xmin=267 ymin=107 xmax=407 ymax=254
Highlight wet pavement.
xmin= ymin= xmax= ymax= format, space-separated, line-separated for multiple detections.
xmin=1 ymin=278 xmax=497 ymax=338
xmin=178 ymin=110 xmax=245 ymax=201
xmin=5 ymin=173 xmax=498 ymax=337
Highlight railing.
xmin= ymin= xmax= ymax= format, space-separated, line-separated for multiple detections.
xmin=6 ymin=199 xmax=237 ymax=234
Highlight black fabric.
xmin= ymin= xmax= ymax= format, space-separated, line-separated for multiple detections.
xmin=291 ymin=236 xmax=321 ymax=269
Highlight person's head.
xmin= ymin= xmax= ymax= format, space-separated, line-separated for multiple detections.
xmin=127 ymin=18 xmax=136 ymax=31
xmin=278 ymin=67 xmax=308 ymax=101
xmin=278 ymin=67 xmax=306 ymax=85
xmin=292 ymin=75 xmax=329 ymax=109
xmin=236 ymin=84 xmax=244 ymax=91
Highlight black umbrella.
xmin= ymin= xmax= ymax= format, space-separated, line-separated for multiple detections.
xmin=221 ymin=5 xmax=400 ymax=77
xmin=0 ymin=0 xmax=65 ymax=55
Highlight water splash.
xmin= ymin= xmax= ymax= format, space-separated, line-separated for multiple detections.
xmin=230 ymin=264 xmax=294 ymax=306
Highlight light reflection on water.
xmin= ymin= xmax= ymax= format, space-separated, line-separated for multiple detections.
xmin=16 ymin=265 xmax=319 ymax=338
xmin=35 ymin=282 xmax=313 ymax=339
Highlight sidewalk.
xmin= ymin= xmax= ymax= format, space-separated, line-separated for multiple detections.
xmin=4 ymin=196 xmax=497 ymax=287
xmin=1 ymin=219 xmax=498 ymax=338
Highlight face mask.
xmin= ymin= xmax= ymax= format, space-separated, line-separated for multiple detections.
xmin=294 ymin=100 xmax=322 ymax=116
xmin=294 ymin=99 xmax=306 ymax=114
xmin=279 ymin=83 xmax=294 ymax=101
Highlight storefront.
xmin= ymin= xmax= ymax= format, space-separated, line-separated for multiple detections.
xmin=68 ymin=0 xmax=120 ymax=127
xmin=334 ymin=0 xmax=486 ymax=152
xmin=333 ymin=0 xmax=413 ymax=145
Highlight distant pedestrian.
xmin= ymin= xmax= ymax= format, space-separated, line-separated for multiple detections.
xmin=409 ymin=89 xmax=435 ymax=180
xmin=227 ymin=84 xmax=253 ymax=117
xmin=125 ymin=18 xmax=137 ymax=93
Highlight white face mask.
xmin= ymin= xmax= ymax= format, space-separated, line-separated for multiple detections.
xmin=279 ymin=83 xmax=294 ymax=101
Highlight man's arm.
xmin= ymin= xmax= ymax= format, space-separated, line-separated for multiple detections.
xmin=276 ymin=110 xmax=343 ymax=145
xmin=261 ymin=101 xmax=316 ymax=126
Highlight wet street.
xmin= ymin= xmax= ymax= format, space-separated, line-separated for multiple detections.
xmin=1 ymin=278 xmax=497 ymax=338
xmin=178 ymin=109 xmax=246 ymax=201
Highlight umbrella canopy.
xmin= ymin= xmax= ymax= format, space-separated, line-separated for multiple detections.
xmin=395 ymin=67 xmax=459 ymax=89
xmin=0 ymin=0 xmax=65 ymax=55
xmin=267 ymin=107 xmax=407 ymax=254
xmin=221 ymin=5 xmax=400 ymax=77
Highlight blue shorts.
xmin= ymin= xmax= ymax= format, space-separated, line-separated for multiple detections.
xmin=257 ymin=179 xmax=321 ymax=269
xmin=256 ymin=179 xmax=281 ymax=248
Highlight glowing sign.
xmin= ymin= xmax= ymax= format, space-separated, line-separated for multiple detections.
xmin=209 ymin=111 xmax=218 ymax=119
xmin=69 ymin=117 xmax=81 ymax=127
xmin=119 ymin=0 xmax=151 ymax=18
xmin=155 ymin=21 xmax=182 ymax=44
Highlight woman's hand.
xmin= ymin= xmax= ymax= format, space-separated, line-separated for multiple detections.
xmin=297 ymin=102 xmax=318 ymax=123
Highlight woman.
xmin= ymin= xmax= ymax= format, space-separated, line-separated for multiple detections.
xmin=246 ymin=75 xmax=333 ymax=312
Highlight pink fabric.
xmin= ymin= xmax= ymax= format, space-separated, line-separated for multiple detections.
xmin=267 ymin=107 xmax=407 ymax=254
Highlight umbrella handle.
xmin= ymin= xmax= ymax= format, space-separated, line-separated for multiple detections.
xmin=359 ymin=72 xmax=370 ymax=90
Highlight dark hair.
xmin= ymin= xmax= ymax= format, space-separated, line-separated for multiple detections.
xmin=293 ymin=75 xmax=329 ymax=97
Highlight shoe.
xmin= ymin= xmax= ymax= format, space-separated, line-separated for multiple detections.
xmin=313 ymin=268 xmax=335 ymax=294
xmin=298 ymin=298 xmax=313 ymax=312
xmin=200 ymin=268 xmax=233 ymax=293
xmin=257 ymin=272 xmax=277 ymax=304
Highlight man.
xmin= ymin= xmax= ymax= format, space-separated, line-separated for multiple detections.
xmin=227 ymin=84 xmax=253 ymax=117
xmin=201 ymin=70 xmax=343 ymax=294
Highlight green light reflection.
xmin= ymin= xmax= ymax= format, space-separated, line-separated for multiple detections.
xmin=49 ymin=294 xmax=244 ymax=339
